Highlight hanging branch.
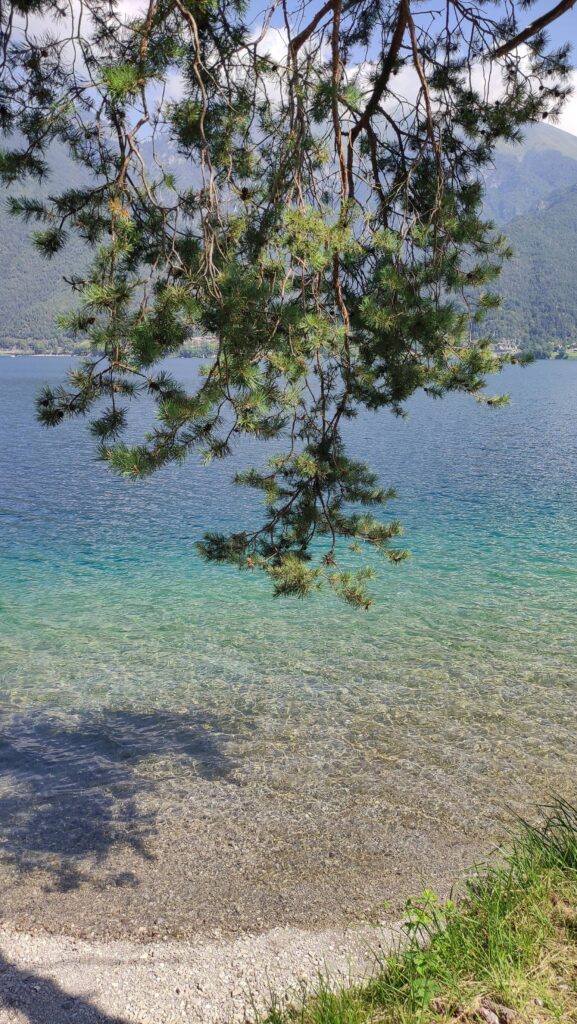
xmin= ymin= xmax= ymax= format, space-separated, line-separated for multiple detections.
xmin=0 ymin=0 xmax=572 ymax=606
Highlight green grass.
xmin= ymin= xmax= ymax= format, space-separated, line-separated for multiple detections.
xmin=259 ymin=800 xmax=577 ymax=1024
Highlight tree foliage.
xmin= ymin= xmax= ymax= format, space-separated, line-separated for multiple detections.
xmin=0 ymin=0 xmax=572 ymax=605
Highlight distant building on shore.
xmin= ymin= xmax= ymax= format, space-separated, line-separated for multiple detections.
xmin=493 ymin=337 xmax=520 ymax=356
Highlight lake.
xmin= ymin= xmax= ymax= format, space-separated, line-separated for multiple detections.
xmin=0 ymin=355 xmax=576 ymax=939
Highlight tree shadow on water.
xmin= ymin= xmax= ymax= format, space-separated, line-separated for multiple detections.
xmin=0 ymin=953 xmax=130 ymax=1024
xmin=0 ymin=706 xmax=239 ymax=892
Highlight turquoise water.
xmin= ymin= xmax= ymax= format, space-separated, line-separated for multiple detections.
xmin=0 ymin=355 xmax=576 ymax=936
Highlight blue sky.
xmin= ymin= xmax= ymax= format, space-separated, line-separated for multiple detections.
xmin=511 ymin=0 xmax=577 ymax=133
xmin=533 ymin=0 xmax=577 ymax=50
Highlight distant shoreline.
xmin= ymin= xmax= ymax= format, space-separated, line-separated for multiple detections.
xmin=0 ymin=348 xmax=562 ymax=360
xmin=1 ymin=346 xmax=573 ymax=361
xmin=0 ymin=350 xmax=73 ymax=356
xmin=0 ymin=345 xmax=217 ymax=358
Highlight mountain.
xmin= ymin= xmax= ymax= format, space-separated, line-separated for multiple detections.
xmin=481 ymin=123 xmax=577 ymax=354
xmin=0 ymin=147 xmax=89 ymax=352
xmin=483 ymin=122 xmax=577 ymax=222
xmin=484 ymin=183 xmax=577 ymax=353
xmin=2 ymin=122 xmax=577 ymax=355
xmin=0 ymin=215 xmax=88 ymax=352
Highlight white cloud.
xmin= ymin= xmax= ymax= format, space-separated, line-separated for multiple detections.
xmin=256 ymin=26 xmax=290 ymax=66
xmin=556 ymin=71 xmax=577 ymax=136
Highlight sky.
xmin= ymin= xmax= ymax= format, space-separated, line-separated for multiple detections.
xmin=517 ymin=0 xmax=577 ymax=135
xmin=539 ymin=2 xmax=577 ymax=135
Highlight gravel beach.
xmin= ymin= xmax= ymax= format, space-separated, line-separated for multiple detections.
xmin=0 ymin=920 xmax=400 ymax=1024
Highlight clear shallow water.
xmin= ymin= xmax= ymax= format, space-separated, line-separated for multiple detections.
xmin=0 ymin=356 xmax=576 ymax=937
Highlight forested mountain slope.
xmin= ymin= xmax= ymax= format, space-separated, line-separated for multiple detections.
xmin=479 ymin=124 xmax=577 ymax=354
xmin=485 ymin=184 xmax=577 ymax=354
xmin=0 ymin=214 xmax=87 ymax=349
xmin=483 ymin=122 xmax=577 ymax=222
xmin=0 ymin=147 xmax=89 ymax=350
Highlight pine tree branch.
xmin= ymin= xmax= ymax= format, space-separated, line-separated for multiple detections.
xmin=349 ymin=0 xmax=409 ymax=146
xmin=289 ymin=0 xmax=336 ymax=55
xmin=347 ymin=0 xmax=408 ymax=197
xmin=492 ymin=0 xmax=576 ymax=58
